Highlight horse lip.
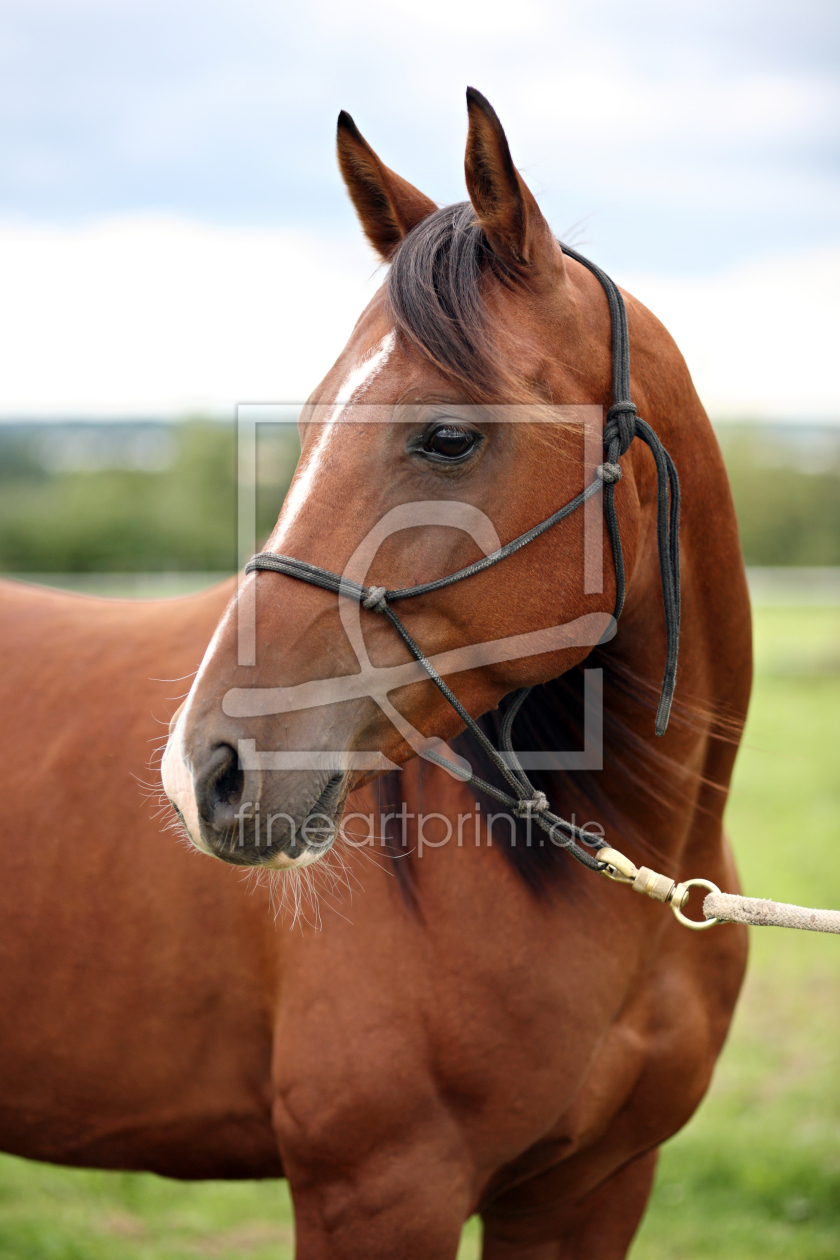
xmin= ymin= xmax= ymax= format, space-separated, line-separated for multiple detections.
xmin=310 ymin=774 xmax=346 ymax=826
xmin=200 ymin=772 xmax=348 ymax=869
xmin=292 ymin=773 xmax=348 ymax=857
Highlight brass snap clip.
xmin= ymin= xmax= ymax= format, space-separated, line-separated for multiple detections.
xmin=596 ymin=848 xmax=721 ymax=930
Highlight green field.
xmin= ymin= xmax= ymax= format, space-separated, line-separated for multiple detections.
xmin=633 ymin=604 xmax=840 ymax=1259
xmin=0 ymin=604 xmax=838 ymax=1259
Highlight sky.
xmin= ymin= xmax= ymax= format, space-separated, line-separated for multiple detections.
xmin=1 ymin=0 xmax=838 ymax=418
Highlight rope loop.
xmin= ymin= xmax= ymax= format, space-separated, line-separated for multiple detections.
xmin=514 ymin=792 xmax=549 ymax=818
xmin=362 ymin=586 xmax=389 ymax=612
xmin=596 ymin=462 xmax=622 ymax=484
xmin=604 ymin=401 xmax=638 ymax=456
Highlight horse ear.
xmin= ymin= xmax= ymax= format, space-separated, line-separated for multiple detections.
xmin=337 ymin=111 xmax=438 ymax=260
xmin=464 ymin=88 xmax=561 ymax=275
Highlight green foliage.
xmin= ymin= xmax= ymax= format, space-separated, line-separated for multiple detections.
xmin=715 ymin=424 xmax=840 ymax=566
xmin=0 ymin=421 xmax=299 ymax=574
xmin=0 ymin=606 xmax=837 ymax=1256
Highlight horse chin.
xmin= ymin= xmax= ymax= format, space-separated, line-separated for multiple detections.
xmin=262 ymin=843 xmax=335 ymax=872
xmin=192 ymin=835 xmax=336 ymax=871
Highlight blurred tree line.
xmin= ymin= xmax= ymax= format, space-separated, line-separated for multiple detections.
xmin=0 ymin=419 xmax=298 ymax=573
xmin=0 ymin=419 xmax=838 ymax=573
xmin=716 ymin=424 xmax=840 ymax=566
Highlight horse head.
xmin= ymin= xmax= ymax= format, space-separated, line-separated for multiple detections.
xmin=162 ymin=89 xmax=658 ymax=870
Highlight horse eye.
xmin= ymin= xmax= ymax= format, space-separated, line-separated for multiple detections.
xmin=425 ymin=425 xmax=475 ymax=459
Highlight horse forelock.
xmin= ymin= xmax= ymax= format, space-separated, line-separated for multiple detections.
xmin=386 ymin=202 xmax=524 ymax=400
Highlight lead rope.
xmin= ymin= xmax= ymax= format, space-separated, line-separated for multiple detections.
xmin=595 ymin=846 xmax=840 ymax=934
xmin=702 ymin=893 xmax=840 ymax=934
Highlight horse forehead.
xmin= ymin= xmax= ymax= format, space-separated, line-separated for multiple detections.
xmin=324 ymin=291 xmax=445 ymax=406
xmin=331 ymin=329 xmax=397 ymax=406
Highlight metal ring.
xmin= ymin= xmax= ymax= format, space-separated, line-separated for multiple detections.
xmin=671 ymin=878 xmax=721 ymax=931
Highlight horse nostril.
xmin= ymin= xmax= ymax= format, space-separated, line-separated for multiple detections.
xmin=213 ymin=746 xmax=244 ymax=808
xmin=196 ymin=744 xmax=244 ymax=827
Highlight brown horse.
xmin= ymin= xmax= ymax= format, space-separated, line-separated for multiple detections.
xmin=1 ymin=90 xmax=749 ymax=1257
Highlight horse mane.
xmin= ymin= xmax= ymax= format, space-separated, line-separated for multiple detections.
xmin=382 ymin=204 xmax=743 ymax=900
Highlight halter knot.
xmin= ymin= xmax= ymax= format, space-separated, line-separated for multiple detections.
xmin=596 ymin=462 xmax=622 ymax=484
xmin=604 ymin=401 xmax=638 ymax=456
xmin=362 ymin=585 xmax=389 ymax=613
xmin=514 ymin=792 xmax=549 ymax=818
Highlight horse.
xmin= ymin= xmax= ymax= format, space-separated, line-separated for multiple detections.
xmin=0 ymin=88 xmax=750 ymax=1258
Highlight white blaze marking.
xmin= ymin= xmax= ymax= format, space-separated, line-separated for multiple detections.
xmin=333 ymin=329 xmax=396 ymax=407
xmin=275 ymin=331 xmax=395 ymax=544
xmin=161 ymin=333 xmax=396 ymax=862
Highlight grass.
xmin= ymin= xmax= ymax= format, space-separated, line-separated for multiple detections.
xmin=632 ymin=604 xmax=840 ymax=1259
xmin=0 ymin=604 xmax=838 ymax=1259
xmin=0 ymin=1167 xmax=296 ymax=1260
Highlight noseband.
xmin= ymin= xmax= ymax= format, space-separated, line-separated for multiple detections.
xmin=246 ymin=246 xmax=680 ymax=872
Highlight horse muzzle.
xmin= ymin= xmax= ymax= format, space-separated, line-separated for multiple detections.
xmin=162 ymin=723 xmax=345 ymax=869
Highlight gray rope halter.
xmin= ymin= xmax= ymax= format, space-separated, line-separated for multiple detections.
xmin=246 ymin=246 xmax=681 ymax=873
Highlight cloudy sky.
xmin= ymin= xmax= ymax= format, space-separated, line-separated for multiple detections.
xmin=1 ymin=0 xmax=838 ymax=417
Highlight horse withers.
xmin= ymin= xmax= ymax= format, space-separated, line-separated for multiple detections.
xmin=161 ymin=90 xmax=751 ymax=1257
